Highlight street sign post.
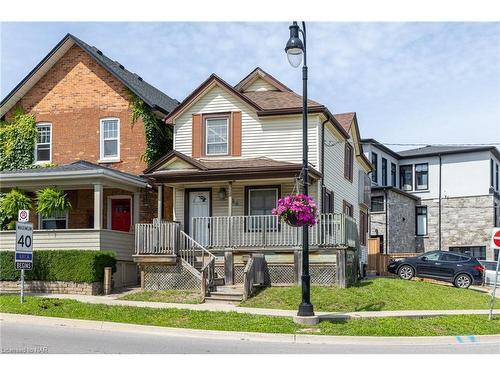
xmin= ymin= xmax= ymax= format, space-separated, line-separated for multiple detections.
xmin=15 ymin=220 xmax=33 ymax=303
xmin=489 ymin=228 xmax=500 ymax=320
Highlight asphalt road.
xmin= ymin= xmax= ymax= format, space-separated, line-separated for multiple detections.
xmin=1 ymin=319 xmax=498 ymax=354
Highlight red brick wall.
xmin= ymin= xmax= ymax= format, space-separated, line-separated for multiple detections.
xmin=5 ymin=44 xmax=148 ymax=175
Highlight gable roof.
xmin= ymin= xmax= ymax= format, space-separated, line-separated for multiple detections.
xmin=234 ymin=67 xmax=292 ymax=92
xmin=0 ymin=33 xmax=178 ymax=118
xmin=333 ymin=112 xmax=356 ymax=133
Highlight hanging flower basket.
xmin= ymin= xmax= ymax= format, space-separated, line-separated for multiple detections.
xmin=272 ymin=194 xmax=318 ymax=227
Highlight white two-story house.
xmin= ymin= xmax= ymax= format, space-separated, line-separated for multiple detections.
xmin=135 ymin=68 xmax=372 ymax=293
xmin=362 ymin=139 xmax=500 ymax=260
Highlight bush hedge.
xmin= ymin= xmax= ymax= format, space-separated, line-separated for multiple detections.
xmin=0 ymin=250 xmax=116 ymax=283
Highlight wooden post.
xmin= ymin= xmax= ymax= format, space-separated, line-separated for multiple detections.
xmin=93 ymin=183 xmax=103 ymax=229
xmin=133 ymin=191 xmax=140 ymax=225
xmin=157 ymin=185 xmax=163 ymax=220
xmin=336 ymin=249 xmax=347 ymax=288
xmin=103 ymin=267 xmax=112 ymax=295
xmin=224 ymin=251 xmax=234 ymax=285
xmin=140 ymin=266 xmax=145 ymax=290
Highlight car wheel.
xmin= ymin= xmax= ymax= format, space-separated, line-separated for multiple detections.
xmin=398 ymin=265 xmax=414 ymax=280
xmin=454 ymin=274 xmax=472 ymax=289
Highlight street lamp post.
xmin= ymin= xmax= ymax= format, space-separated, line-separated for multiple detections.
xmin=285 ymin=21 xmax=314 ymax=317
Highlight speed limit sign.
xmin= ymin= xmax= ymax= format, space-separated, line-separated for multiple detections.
xmin=15 ymin=222 xmax=33 ymax=270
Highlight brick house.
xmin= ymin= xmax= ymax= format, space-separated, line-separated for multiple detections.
xmin=0 ymin=34 xmax=178 ymax=286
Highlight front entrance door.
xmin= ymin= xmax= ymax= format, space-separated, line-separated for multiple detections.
xmin=111 ymin=199 xmax=131 ymax=232
xmin=188 ymin=190 xmax=210 ymax=245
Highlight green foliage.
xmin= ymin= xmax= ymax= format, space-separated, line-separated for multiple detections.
xmin=0 ymin=250 xmax=116 ymax=283
xmin=0 ymin=189 xmax=32 ymax=230
xmin=0 ymin=107 xmax=37 ymax=171
xmin=129 ymin=93 xmax=172 ymax=166
xmin=35 ymin=187 xmax=72 ymax=218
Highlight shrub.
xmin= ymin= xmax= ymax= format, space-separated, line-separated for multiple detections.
xmin=0 ymin=250 xmax=116 ymax=283
xmin=0 ymin=189 xmax=32 ymax=230
xmin=36 ymin=187 xmax=72 ymax=218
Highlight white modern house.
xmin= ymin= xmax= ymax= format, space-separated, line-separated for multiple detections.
xmin=362 ymin=139 xmax=500 ymax=260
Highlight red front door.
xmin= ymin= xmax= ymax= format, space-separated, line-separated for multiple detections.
xmin=111 ymin=199 xmax=131 ymax=232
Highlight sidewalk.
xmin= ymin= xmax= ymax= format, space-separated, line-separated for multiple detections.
xmin=32 ymin=292 xmax=500 ymax=321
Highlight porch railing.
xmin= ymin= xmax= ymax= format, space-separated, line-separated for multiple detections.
xmin=191 ymin=213 xmax=357 ymax=250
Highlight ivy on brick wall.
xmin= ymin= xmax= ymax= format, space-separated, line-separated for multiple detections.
xmin=129 ymin=93 xmax=172 ymax=167
xmin=0 ymin=107 xmax=37 ymax=171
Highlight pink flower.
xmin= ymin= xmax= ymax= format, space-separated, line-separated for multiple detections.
xmin=273 ymin=194 xmax=318 ymax=227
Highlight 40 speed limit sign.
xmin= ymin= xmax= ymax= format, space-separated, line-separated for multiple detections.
xmin=15 ymin=222 xmax=33 ymax=270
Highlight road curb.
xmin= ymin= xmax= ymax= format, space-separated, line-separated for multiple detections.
xmin=2 ymin=313 xmax=499 ymax=346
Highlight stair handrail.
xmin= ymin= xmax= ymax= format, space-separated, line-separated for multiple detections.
xmin=242 ymin=256 xmax=256 ymax=301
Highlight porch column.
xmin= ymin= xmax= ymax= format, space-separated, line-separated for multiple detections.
xmin=133 ymin=191 xmax=140 ymax=225
xmin=157 ymin=185 xmax=163 ymax=220
xmin=93 ymin=183 xmax=103 ymax=230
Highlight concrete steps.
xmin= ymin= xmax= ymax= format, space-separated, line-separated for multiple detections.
xmin=205 ymin=285 xmax=244 ymax=304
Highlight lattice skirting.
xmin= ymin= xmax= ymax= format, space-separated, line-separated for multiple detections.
xmin=267 ymin=264 xmax=295 ymax=285
xmin=143 ymin=264 xmax=201 ymax=290
xmin=234 ymin=265 xmax=245 ymax=284
xmin=215 ymin=265 xmax=225 ymax=279
xmin=310 ymin=264 xmax=336 ymax=285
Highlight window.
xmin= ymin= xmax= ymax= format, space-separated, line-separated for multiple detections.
xmin=415 ymin=163 xmax=428 ymax=190
xmin=205 ymin=117 xmax=229 ymax=155
xmin=371 ymin=196 xmax=385 ymax=212
xmin=246 ymin=187 xmax=279 ymax=231
xmin=391 ymin=163 xmax=397 ymax=187
xmin=40 ymin=212 xmax=67 ymax=229
xmin=100 ymin=118 xmax=120 ymax=161
xmin=449 ymin=246 xmax=486 ymax=260
xmin=416 ymin=206 xmax=427 ymax=236
xmin=381 ymin=158 xmax=387 ymax=186
xmin=359 ymin=210 xmax=368 ymax=246
xmin=440 ymin=253 xmax=467 ymax=262
xmin=35 ymin=123 xmax=51 ymax=163
xmin=400 ymin=165 xmax=413 ymax=191
xmin=491 ymin=159 xmax=495 ymax=188
xmin=343 ymin=200 xmax=353 ymax=217
xmin=371 ymin=152 xmax=378 ymax=184
xmin=344 ymin=143 xmax=354 ymax=181
xmin=322 ymin=187 xmax=334 ymax=213
xmin=421 ymin=252 xmax=440 ymax=261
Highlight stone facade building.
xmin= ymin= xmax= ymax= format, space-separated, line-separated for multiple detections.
xmin=362 ymin=139 xmax=500 ymax=260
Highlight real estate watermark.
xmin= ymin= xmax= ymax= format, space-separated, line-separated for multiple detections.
xmin=1 ymin=345 xmax=48 ymax=354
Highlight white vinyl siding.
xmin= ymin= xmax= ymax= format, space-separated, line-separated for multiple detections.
xmin=173 ymin=85 xmax=319 ymax=166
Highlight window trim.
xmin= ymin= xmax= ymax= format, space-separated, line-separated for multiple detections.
xmin=34 ymin=122 xmax=52 ymax=164
xmin=322 ymin=187 xmax=334 ymax=214
xmin=415 ymin=205 xmax=428 ymax=236
xmin=38 ymin=211 xmax=68 ymax=230
xmin=203 ymin=113 xmax=231 ymax=156
xmin=414 ymin=163 xmax=429 ymax=191
xmin=359 ymin=210 xmax=368 ymax=246
xmin=400 ymin=164 xmax=413 ymax=191
xmin=99 ymin=117 xmax=120 ymax=162
xmin=244 ymin=185 xmax=281 ymax=232
xmin=343 ymin=200 xmax=354 ymax=217
xmin=370 ymin=195 xmax=385 ymax=213
xmin=344 ymin=143 xmax=354 ymax=182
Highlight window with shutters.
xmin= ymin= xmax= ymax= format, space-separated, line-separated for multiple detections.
xmin=205 ymin=115 xmax=229 ymax=156
xmin=344 ymin=143 xmax=354 ymax=182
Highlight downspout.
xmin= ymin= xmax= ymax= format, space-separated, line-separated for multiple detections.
xmin=384 ymin=188 xmax=389 ymax=254
xmin=438 ymin=153 xmax=442 ymax=250
xmin=320 ymin=119 xmax=328 ymax=211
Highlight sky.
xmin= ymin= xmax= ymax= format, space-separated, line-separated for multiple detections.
xmin=1 ymin=22 xmax=499 ymax=150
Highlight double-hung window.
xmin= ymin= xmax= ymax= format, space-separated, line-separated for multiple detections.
xmin=40 ymin=212 xmax=67 ymax=229
xmin=246 ymin=187 xmax=279 ymax=231
xmin=416 ymin=206 xmax=427 ymax=236
xmin=381 ymin=158 xmax=388 ymax=186
xmin=415 ymin=163 xmax=428 ymax=190
xmin=205 ymin=117 xmax=229 ymax=156
xmin=371 ymin=152 xmax=378 ymax=184
xmin=100 ymin=118 xmax=120 ymax=161
xmin=35 ymin=123 xmax=52 ymax=163
xmin=400 ymin=165 xmax=413 ymax=191
xmin=371 ymin=196 xmax=385 ymax=212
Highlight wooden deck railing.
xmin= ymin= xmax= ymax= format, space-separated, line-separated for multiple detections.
xmin=191 ymin=213 xmax=357 ymax=250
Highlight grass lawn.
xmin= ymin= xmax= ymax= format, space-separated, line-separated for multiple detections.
xmin=240 ymin=278 xmax=498 ymax=312
xmin=118 ymin=290 xmax=202 ymax=304
xmin=1 ymin=295 xmax=499 ymax=336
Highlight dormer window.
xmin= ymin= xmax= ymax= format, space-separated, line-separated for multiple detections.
xmin=100 ymin=118 xmax=120 ymax=161
xmin=205 ymin=116 xmax=229 ymax=156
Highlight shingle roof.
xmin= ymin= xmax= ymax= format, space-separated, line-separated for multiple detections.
xmin=0 ymin=160 xmax=146 ymax=183
xmin=333 ymin=112 xmax=356 ymax=133
xmin=398 ymin=145 xmax=499 ymax=158
xmin=242 ymin=91 xmax=323 ymax=111
xmin=197 ymin=157 xmax=298 ymax=170
xmin=1 ymin=33 xmax=179 ymax=115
